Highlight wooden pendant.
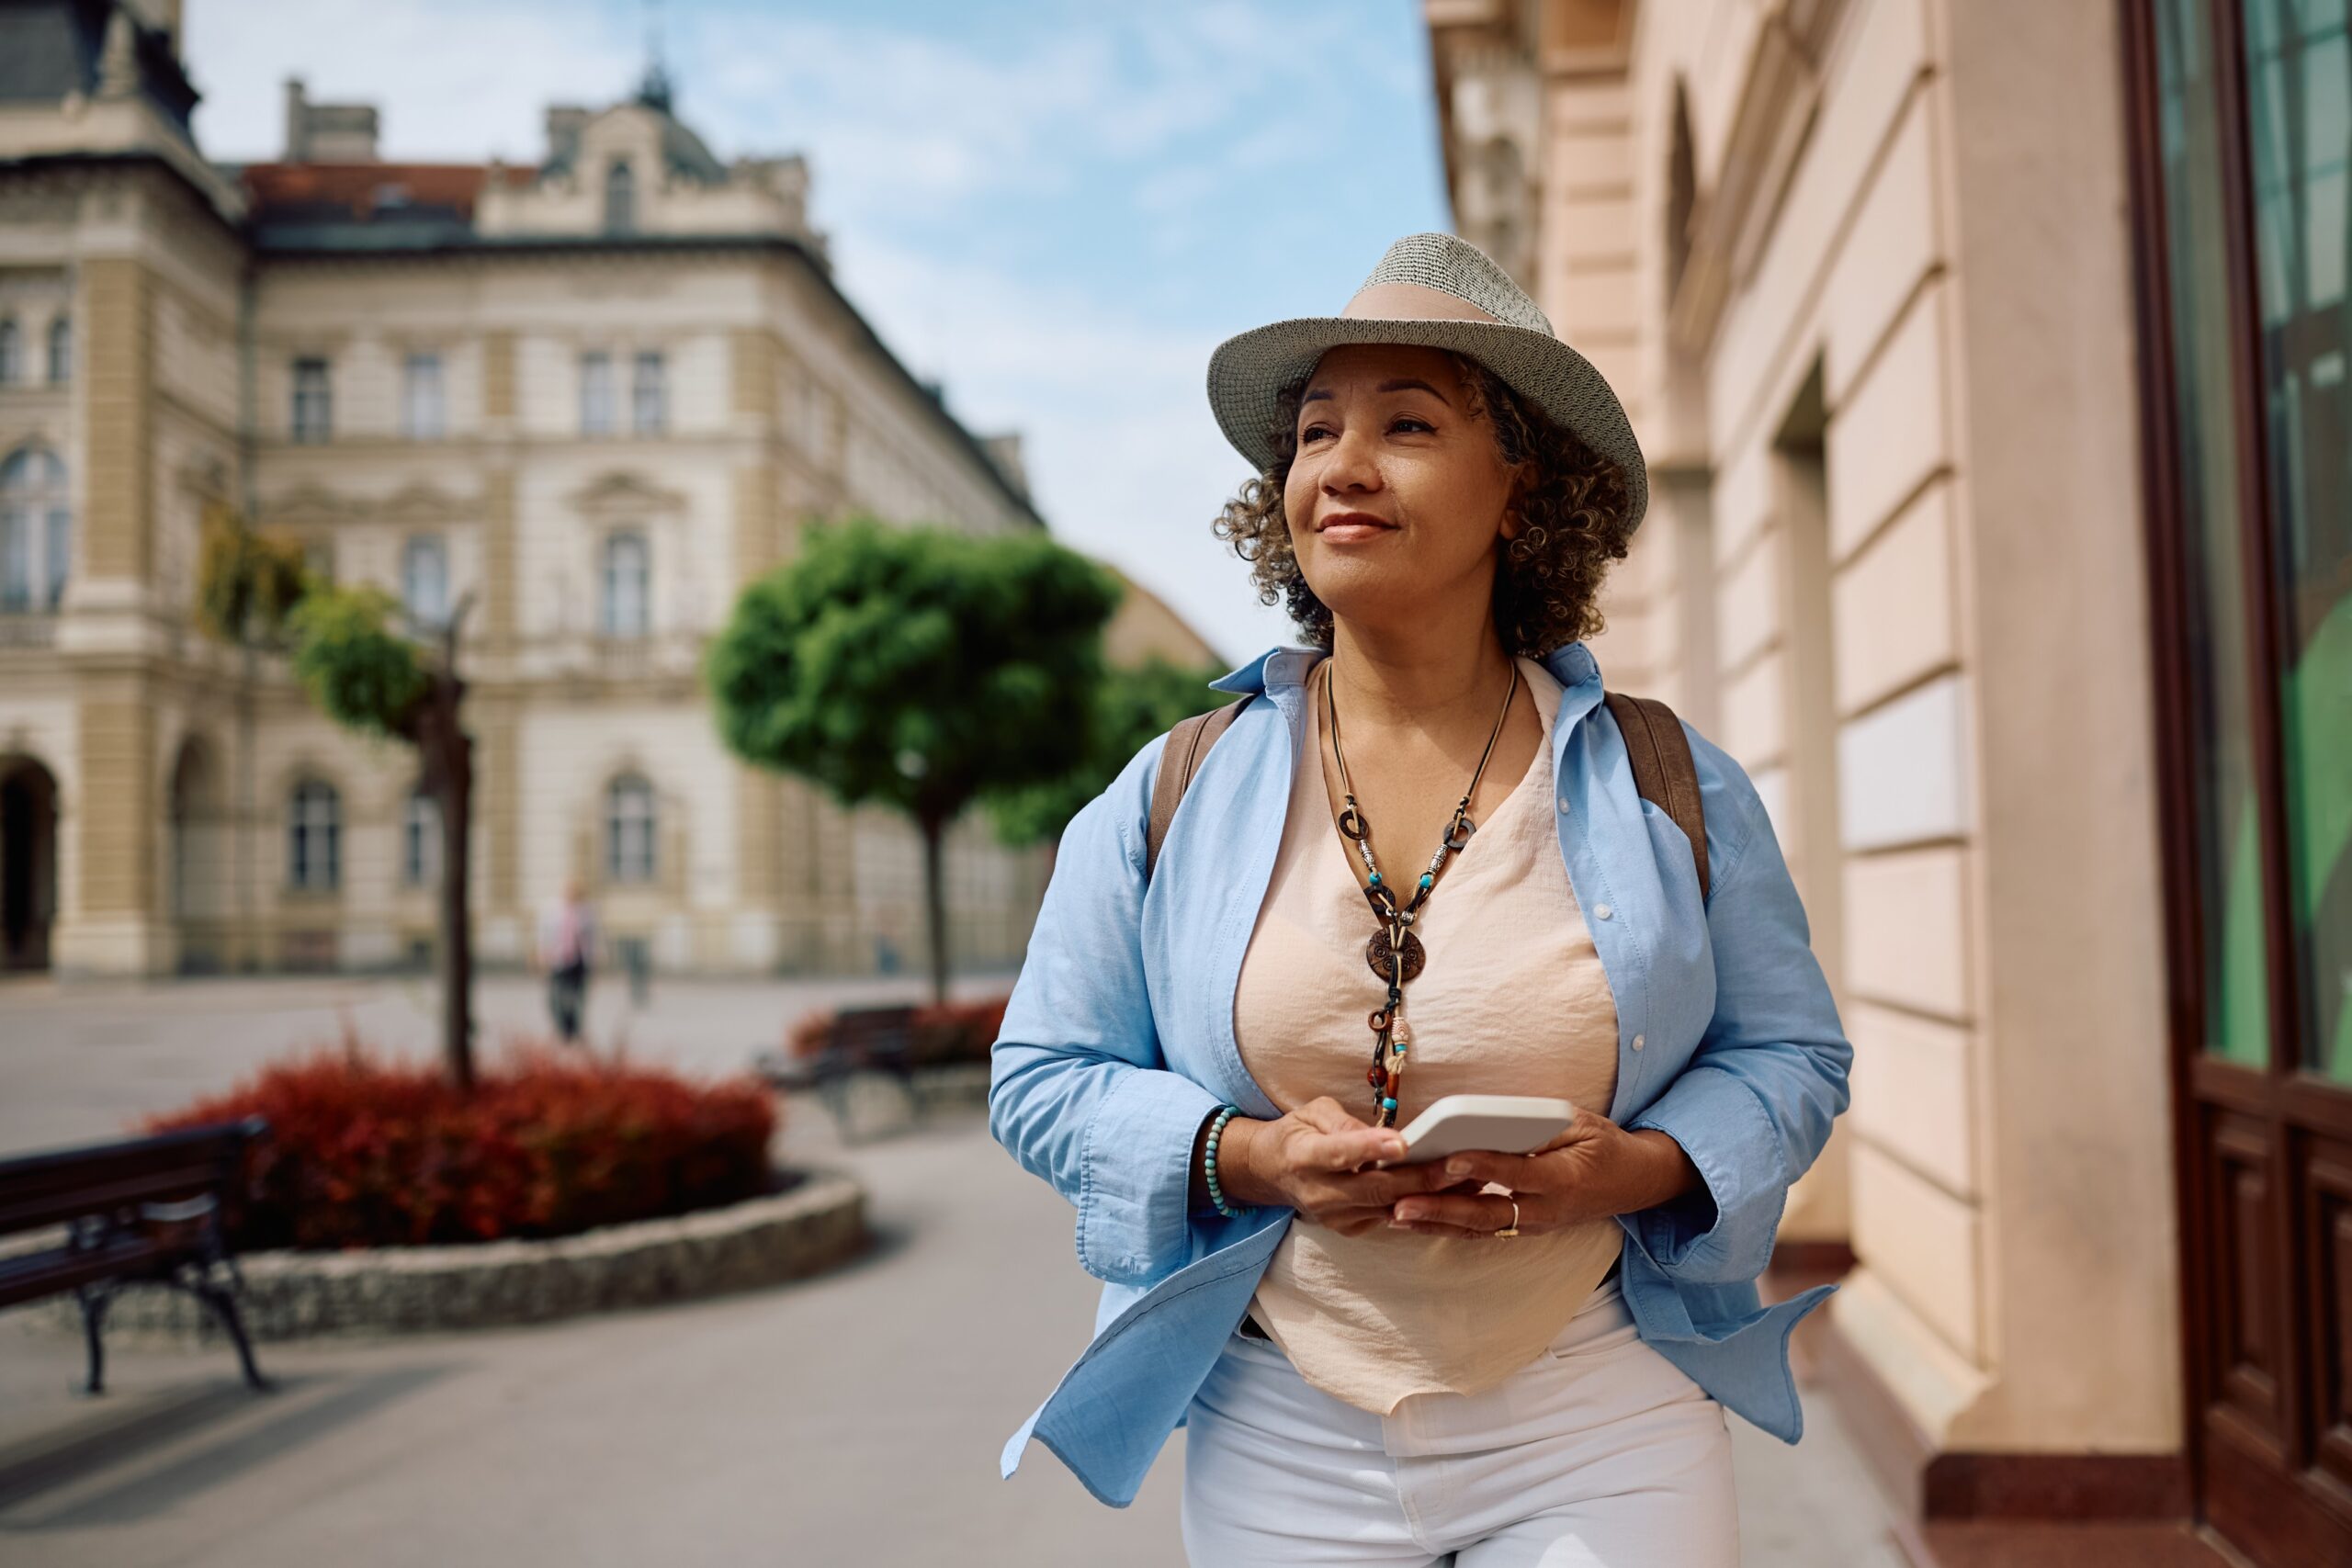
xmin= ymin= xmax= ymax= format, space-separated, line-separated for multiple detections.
xmin=1364 ymin=926 xmax=1425 ymax=984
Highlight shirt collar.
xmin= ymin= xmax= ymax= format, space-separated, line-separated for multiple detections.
xmin=1206 ymin=640 xmax=1600 ymax=695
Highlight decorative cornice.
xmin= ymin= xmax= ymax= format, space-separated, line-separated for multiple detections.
xmin=567 ymin=469 xmax=687 ymax=520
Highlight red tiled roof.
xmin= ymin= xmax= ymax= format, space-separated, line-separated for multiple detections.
xmin=239 ymin=163 xmax=534 ymax=222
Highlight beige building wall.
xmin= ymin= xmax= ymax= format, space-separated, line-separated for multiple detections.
xmin=1430 ymin=0 xmax=2179 ymax=1468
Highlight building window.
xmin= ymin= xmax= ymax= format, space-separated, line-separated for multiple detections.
xmin=605 ymin=159 xmax=635 ymax=234
xmin=291 ymin=356 xmax=333 ymax=443
xmin=601 ymin=530 xmax=650 ymax=638
xmin=605 ymin=774 xmax=656 ymax=884
xmin=401 ymin=353 xmax=445 ymax=439
xmin=0 ymin=446 xmax=70 ymax=612
xmin=287 ymin=779 xmax=341 ymax=892
xmin=401 ymin=535 xmax=447 ymax=626
xmin=0 ymin=318 xmax=17 ymax=384
xmin=581 ymin=352 xmax=615 ymax=436
xmin=632 ymin=351 xmax=666 ymax=435
xmin=402 ymin=787 xmax=442 ymax=887
xmin=46 ymin=316 xmax=69 ymax=385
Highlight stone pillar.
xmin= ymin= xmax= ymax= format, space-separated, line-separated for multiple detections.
xmin=60 ymin=670 xmax=161 ymax=973
xmin=80 ymin=257 xmax=153 ymax=584
xmin=54 ymin=255 xmax=166 ymax=973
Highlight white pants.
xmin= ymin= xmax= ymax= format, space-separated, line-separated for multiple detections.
xmin=1181 ymin=1280 xmax=1736 ymax=1567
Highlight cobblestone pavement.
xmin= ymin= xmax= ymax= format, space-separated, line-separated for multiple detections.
xmin=0 ymin=976 xmax=1906 ymax=1566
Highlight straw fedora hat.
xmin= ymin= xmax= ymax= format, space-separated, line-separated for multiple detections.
xmin=1204 ymin=231 xmax=1648 ymax=528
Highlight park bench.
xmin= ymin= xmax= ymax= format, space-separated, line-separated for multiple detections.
xmin=755 ymin=1004 xmax=924 ymax=1142
xmin=0 ymin=1118 xmax=272 ymax=1394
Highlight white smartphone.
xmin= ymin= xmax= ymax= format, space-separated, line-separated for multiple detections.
xmin=1390 ymin=1094 xmax=1577 ymax=1166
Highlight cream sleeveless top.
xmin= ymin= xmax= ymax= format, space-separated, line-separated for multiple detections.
xmin=1232 ymin=654 xmax=1623 ymax=1414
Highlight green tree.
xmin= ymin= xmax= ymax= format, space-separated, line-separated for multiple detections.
xmin=985 ymin=655 xmax=1241 ymax=855
xmin=706 ymin=516 xmax=1121 ymax=1003
xmin=197 ymin=505 xmax=481 ymax=1088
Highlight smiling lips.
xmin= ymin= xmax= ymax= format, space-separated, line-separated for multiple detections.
xmin=1317 ymin=512 xmax=1397 ymax=538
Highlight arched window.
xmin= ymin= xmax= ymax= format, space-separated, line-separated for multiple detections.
xmin=401 ymin=535 xmax=447 ymax=626
xmin=605 ymin=774 xmax=656 ymax=884
xmin=0 ymin=318 xmax=17 ymax=384
xmin=601 ymin=531 xmax=650 ymax=638
xmin=402 ymin=786 xmax=441 ymax=887
xmin=0 ymin=446 xmax=70 ymax=612
xmin=46 ymin=315 xmax=69 ymax=385
xmin=287 ymin=779 xmax=341 ymax=892
xmin=605 ymin=159 xmax=636 ymax=234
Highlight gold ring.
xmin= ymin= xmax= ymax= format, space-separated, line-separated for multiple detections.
xmin=1495 ymin=1199 xmax=1521 ymax=1238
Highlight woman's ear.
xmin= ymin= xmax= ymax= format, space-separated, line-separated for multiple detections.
xmin=1498 ymin=461 xmax=1537 ymax=542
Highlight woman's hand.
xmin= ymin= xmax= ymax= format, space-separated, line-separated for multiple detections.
xmin=1216 ymin=1097 xmax=1472 ymax=1237
xmin=1385 ymin=1109 xmax=1701 ymax=1237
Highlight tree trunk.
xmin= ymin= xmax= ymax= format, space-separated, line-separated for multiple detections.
xmin=918 ymin=810 xmax=950 ymax=1007
xmin=432 ymin=727 xmax=475 ymax=1091
xmin=413 ymin=665 xmax=475 ymax=1090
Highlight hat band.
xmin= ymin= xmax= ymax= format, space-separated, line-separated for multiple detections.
xmin=1340 ymin=281 xmax=1506 ymax=326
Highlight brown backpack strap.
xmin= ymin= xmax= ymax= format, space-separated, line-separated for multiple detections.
xmin=1145 ymin=695 xmax=1252 ymax=880
xmin=1604 ymin=692 xmax=1711 ymax=900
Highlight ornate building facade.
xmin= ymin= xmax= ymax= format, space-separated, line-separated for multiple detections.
xmin=0 ymin=0 xmax=1216 ymax=983
xmin=1427 ymin=3 xmax=2352 ymax=1562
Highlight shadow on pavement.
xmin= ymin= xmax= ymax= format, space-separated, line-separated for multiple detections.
xmin=5 ymin=1364 xmax=450 ymax=1530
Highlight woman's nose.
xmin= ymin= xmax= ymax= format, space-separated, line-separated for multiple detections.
xmin=1321 ymin=421 xmax=1382 ymax=492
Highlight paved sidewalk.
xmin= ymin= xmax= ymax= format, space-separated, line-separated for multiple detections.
xmin=0 ymin=978 xmax=1908 ymax=1565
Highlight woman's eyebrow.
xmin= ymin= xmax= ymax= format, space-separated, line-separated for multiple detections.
xmin=1300 ymin=378 xmax=1454 ymax=407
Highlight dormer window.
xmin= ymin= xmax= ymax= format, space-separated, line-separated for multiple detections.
xmin=605 ymin=159 xmax=636 ymax=234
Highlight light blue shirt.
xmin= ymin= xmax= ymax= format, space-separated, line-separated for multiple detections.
xmin=989 ymin=641 xmax=1853 ymax=1506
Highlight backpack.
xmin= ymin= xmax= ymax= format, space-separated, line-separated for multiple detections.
xmin=1143 ymin=690 xmax=1709 ymax=899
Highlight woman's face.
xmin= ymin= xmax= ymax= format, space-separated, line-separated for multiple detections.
xmin=1282 ymin=343 xmax=1526 ymax=634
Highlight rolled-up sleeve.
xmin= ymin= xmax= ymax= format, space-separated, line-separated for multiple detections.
xmin=988 ymin=733 xmax=1225 ymax=1287
xmin=1619 ymin=733 xmax=1853 ymax=1285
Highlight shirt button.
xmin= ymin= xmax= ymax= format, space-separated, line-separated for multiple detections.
xmin=1556 ymin=795 xmax=1572 ymax=814
xmin=1632 ymin=1033 xmax=1645 ymax=1051
xmin=1594 ymin=902 xmax=1613 ymax=920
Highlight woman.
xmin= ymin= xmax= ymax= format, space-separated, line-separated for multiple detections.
xmin=989 ymin=232 xmax=1850 ymax=1565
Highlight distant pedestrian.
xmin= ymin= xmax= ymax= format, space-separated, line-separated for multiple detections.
xmin=537 ymin=878 xmax=596 ymax=1044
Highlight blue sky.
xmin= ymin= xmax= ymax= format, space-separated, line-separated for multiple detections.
xmin=182 ymin=0 xmax=1453 ymax=664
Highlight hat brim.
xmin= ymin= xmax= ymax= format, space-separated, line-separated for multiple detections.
xmin=1204 ymin=315 xmax=1648 ymax=529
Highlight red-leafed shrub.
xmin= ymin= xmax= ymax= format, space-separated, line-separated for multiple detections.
xmin=144 ymin=1045 xmax=777 ymax=1251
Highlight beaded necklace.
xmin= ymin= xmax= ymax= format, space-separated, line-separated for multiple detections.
xmin=1322 ymin=655 xmax=1520 ymax=1129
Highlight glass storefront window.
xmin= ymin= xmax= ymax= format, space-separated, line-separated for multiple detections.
xmin=2245 ymin=0 xmax=2352 ymax=1081
xmin=2159 ymin=0 xmax=2275 ymax=1067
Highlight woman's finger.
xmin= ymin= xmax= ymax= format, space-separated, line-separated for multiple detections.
xmin=1433 ymin=1150 xmax=1544 ymax=1190
xmin=1389 ymin=1191 xmax=1521 ymax=1231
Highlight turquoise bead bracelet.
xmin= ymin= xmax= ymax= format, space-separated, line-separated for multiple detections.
xmin=1204 ymin=1105 xmax=1246 ymax=1218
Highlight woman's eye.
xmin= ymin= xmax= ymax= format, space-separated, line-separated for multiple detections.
xmin=1392 ymin=416 xmax=1432 ymax=434
xmin=1300 ymin=423 xmax=1331 ymax=443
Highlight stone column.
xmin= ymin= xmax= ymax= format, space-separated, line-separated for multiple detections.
xmin=55 ymin=256 xmax=166 ymax=974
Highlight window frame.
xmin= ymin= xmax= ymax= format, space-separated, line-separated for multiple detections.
xmin=290 ymin=356 xmax=334 ymax=444
xmin=631 ymin=351 xmax=666 ymax=436
xmin=580 ymin=351 xmax=616 ymax=437
xmin=600 ymin=528 xmax=650 ymax=639
xmin=0 ymin=446 xmax=70 ymax=613
xmin=604 ymin=774 xmax=658 ymax=885
xmin=401 ymin=533 xmax=449 ymax=627
xmin=286 ymin=779 xmax=343 ymax=894
xmin=401 ymin=351 xmax=446 ymax=440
